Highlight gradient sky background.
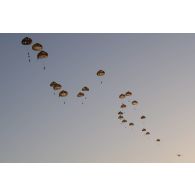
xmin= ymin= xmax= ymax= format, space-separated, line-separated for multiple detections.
xmin=1 ymin=34 xmax=195 ymax=162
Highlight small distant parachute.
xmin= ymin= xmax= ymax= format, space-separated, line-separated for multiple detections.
xmin=129 ymin=123 xmax=134 ymax=126
xmin=132 ymin=100 xmax=139 ymax=106
xmin=59 ymin=90 xmax=68 ymax=97
xmin=77 ymin=92 xmax=85 ymax=97
xmin=118 ymin=111 xmax=123 ymax=115
xmin=119 ymin=94 xmax=126 ymax=99
xmin=122 ymin=119 xmax=127 ymax=123
xmin=140 ymin=115 xmax=146 ymax=119
xmin=32 ymin=43 xmax=43 ymax=51
xmin=146 ymin=132 xmax=150 ymax=135
xmin=125 ymin=91 xmax=132 ymax=97
xmin=21 ymin=37 xmax=32 ymax=45
xmin=142 ymin=128 xmax=146 ymax=132
xmin=50 ymin=81 xmax=58 ymax=87
xmin=82 ymin=86 xmax=89 ymax=92
xmin=156 ymin=139 xmax=160 ymax=142
xmin=96 ymin=70 xmax=105 ymax=76
xmin=118 ymin=115 xmax=124 ymax=120
xmin=53 ymin=83 xmax=62 ymax=91
xmin=37 ymin=51 xmax=48 ymax=59
xmin=121 ymin=104 xmax=126 ymax=108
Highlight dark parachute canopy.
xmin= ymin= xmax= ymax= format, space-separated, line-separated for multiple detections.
xmin=140 ymin=115 xmax=146 ymax=119
xmin=125 ymin=91 xmax=132 ymax=97
xmin=21 ymin=37 xmax=32 ymax=45
xmin=77 ymin=92 xmax=85 ymax=97
xmin=156 ymin=139 xmax=160 ymax=142
xmin=122 ymin=119 xmax=127 ymax=123
xmin=50 ymin=81 xmax=58 ymax=87
xmin=96 ymin=70 xmax=105 ymax=76
xmin=121 ymin=104 xmax=126 ymax=108
xmin=118 ymin=111 xmax=123 ymax=115
xmin=142 ymin=128 xmax=146 ymax=132
xmin=129 ymin=123 xmax=134 ymax=126
xmin=82 ymin=86 xmax=89 ymax=92
xmin=53 ymin=83 xmax=62 ymax=91
xmin=118 ymin=115 xmax=124 ymax=120
xmin=37 ymin=51 xmax=48 ymax=59
xmin=32 ymin=43 xmax=43 ymax=51
xmin=119 ymin=94 xmax=126 ymax=99
xmin=59 ymin=90 xmax=68 ymax=97
xmin=146 ymin=132 xmax=150 ymax=135
xmin=132 ymin=100 xmax=139 ymax=106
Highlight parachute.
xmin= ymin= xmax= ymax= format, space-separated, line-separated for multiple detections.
xmin=96 ymin=70 xmax=105 ymax=76
xmin=82 ymin=86 xmax=89 ymax=92
xmin=129 ymin=123 xmax=134 ymax=126
xmin=32 ymin=43 xmax=43 ymax=51
xmin=37 ymin=51 xmax=48 ymax=59
xmin=119 ymin=94 xmax=126 ymax=99
xmin=122 ymin=119 xmax=127 ymax=123
xmin=156 ymin=139 xmax=160 ymax=142
xmin=118 ymin=111 xmax=123 ymax=115
xmin=132 ymin=100 xmax=138 ymax=106
xmin=21 ymin=37 xmax=32 ymax=45
xmin=118 ymin=115 xmax=124 ymax=120
xmin=50 ymin=81 xmax=58 ymax=87
xmin=121 ymin=104 xmax=126 ymax=108
xmin=146 ymin=132 xmax=150 ymax=135
xmin=53 ymin=83 xmax=62 ymax=91
xmin=21 ymin=37 xmax=32 ymax=63
xmin=77 ymin=92 xmax=85 ymax=97
xmin=59 ymin=90 xmax=68 ymax=97
xmin=140 ymin=115 xmax=146 ymax=119
xmin=125 ymin=91 xmax=132 ymax=97
xmin=142 ymin=128 xmax=146 ymax=132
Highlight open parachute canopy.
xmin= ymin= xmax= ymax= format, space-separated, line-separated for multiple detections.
xmin=129 ymin=123 xmax=134 ymax=126
xmin=82 ymin=86 xmax=89 ymax=92
xmin=50 ymin=81 xmax=58 ymax=87
xmin=96 ymin=70 xmax=105 ymax=76
xmin=21 ymin=37 xmax=32 ymax=45
xmin=118 ymin=111 xmax=123 ymax=115
xmin=59 ymin=90 xmax=68 ymax=97
xmin=32 ymin=43 xmax=43 ymax=51
xmin=119 ymin=94 xmax=126 ymax=99
xmin=118 ymin=115 xmax=124 ymax=120
xmin=125 ymin=91 xmax=132 ymax=97
xmin=156 ymin=139 xmax=160 ymax=142
xmin=121 ymin=104 xmax=126 ymax=108
xmin=146 ymin=132 xmax=150 ymax=135
xmin=37 ymin=51 xmax=48 ymax=59
xmin=142 ymin=128 xmax=146 ymax=132
xmin=132 ymin=100 xmax=139 ymax=106
xmin=140 ymin=115 xmax=146 ymax=119
xmin=53 ymin=83 xmax=62 ymax=91
xmin=77 ymin=92 xmax=85 ymax=97
xmin=122 ymin=119 xmax=127 ymax=123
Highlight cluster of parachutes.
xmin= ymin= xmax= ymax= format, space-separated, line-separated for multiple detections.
xmin=20 ymin=36 xmax=182 ymax=158
xmin=117 ymin=90 xmax=161 ymax=143
xmin=21 ymin=37 xmax=48 ymax=70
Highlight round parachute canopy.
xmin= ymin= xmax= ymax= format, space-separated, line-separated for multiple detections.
xmin=122 ymin=119 xmax=127 ymax=123
xmin=77 ymin=92 xmax=84 ymax=97
xmin=32 ymin=43 xmax=43 ymax=51
xmin=146 ymin=132 xmax=150 ymax=135
xmin=82 ymin=86 xmax=89 ymax=92
xmin=21 ymin=37 xmax=32 ymax=45
xmin=177 ymin=154 xmax=181 ymax=157
xmin=53 ymin=83 xmax=62 ymax=91
xmin=119 ymin=94 xmax=126 ymax=99
xmin=59 ymin=90 xmax=68 ymax=97
xmin=142 ymin=128 xmax=146 ymax=132
xmin=121 ymin=104 xmax=126 ymax=108
xmin=129 ymin=123 xmax=134 ymax=126
xmin=132 ymin=100 xmax=139 ymax=106
xmin=96 ymin=70 xmax=105 ymax=76
xmin=125 ymin=91 xmax=132 ymax=97
xmin=140 ymin=115 xmax=146 ymax=119
xmin=118 ymin=115 xmax=124 ymax=120
xmin=118 ymin=111 xmax=123 ymax=115
xmin=50 ymin=81 xmax=58 ymax=87
xmin=37 ymin=51 xmax=48 ymax=59
xmin=156 ymin=139 xmax=160 ymax=142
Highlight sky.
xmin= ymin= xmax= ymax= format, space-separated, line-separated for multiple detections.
xmin=0 ymin=33 xmax=195 ymax=162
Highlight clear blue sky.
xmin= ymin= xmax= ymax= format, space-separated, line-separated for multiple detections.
xmin=0 ymin=33 xmax=195 ymax=162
